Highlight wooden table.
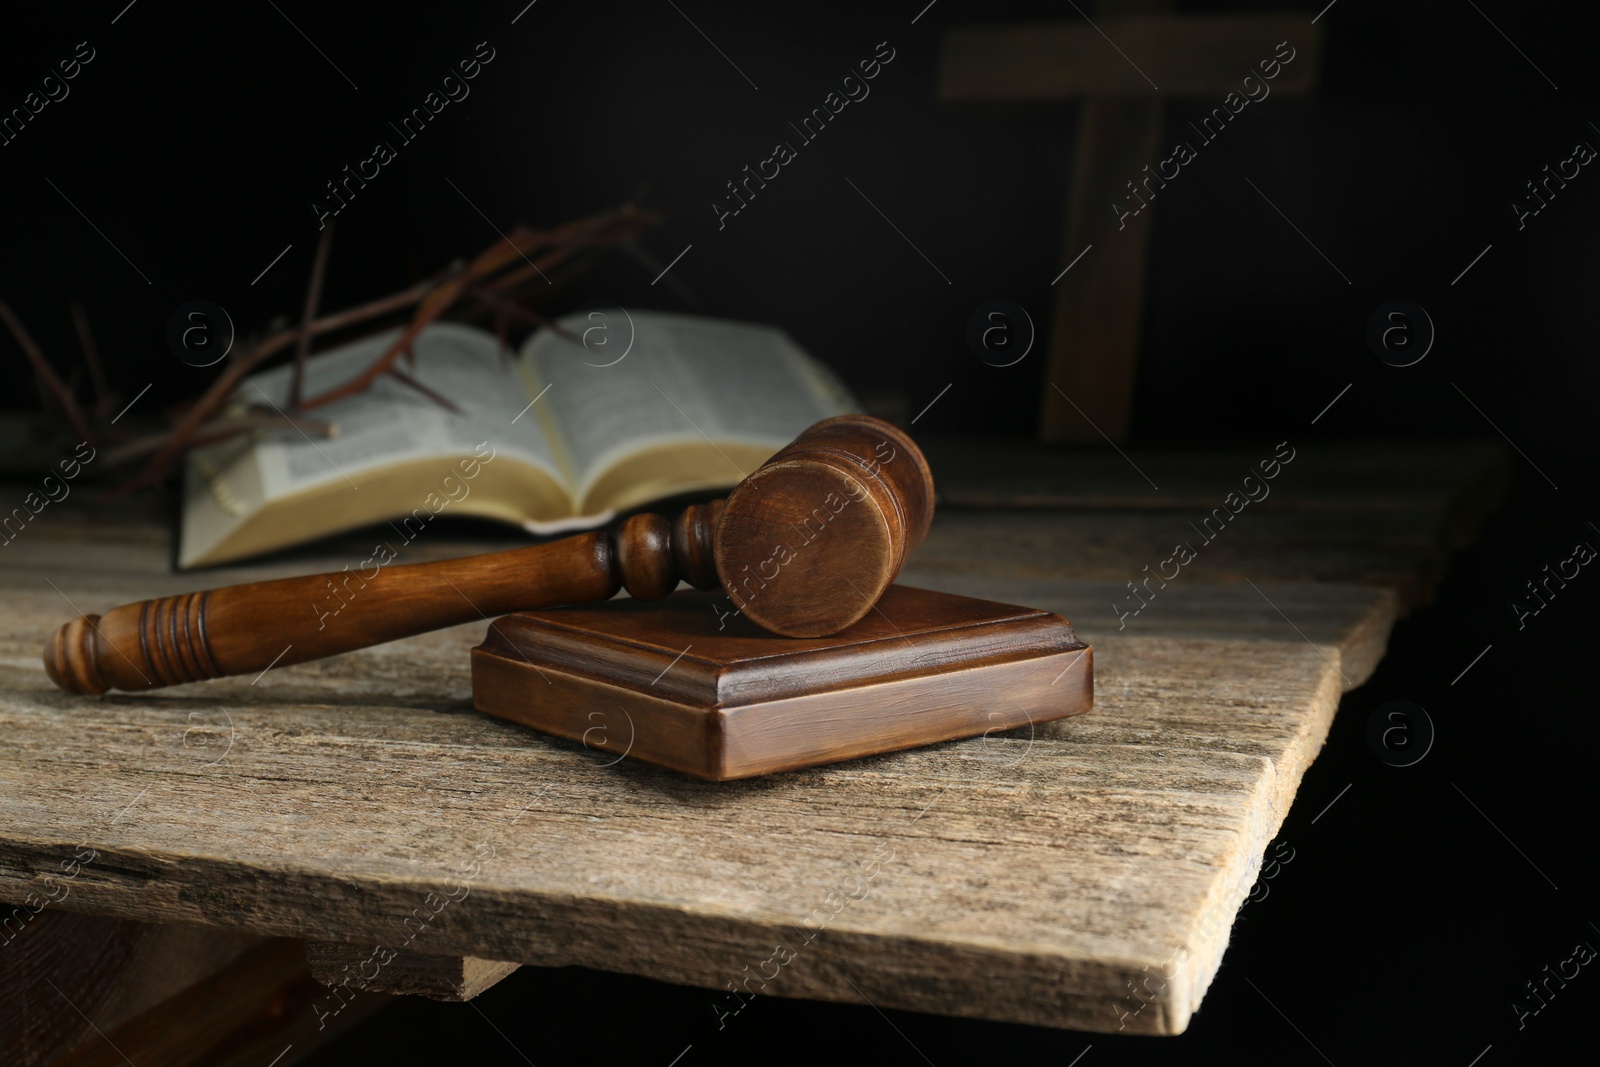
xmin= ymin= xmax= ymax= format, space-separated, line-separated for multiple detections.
xmin=0 ymin=439 xmax=1504 ymax=1063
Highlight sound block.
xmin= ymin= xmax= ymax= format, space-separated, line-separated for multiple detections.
xmin=471 ymin=585 xmax=1092 ymax=780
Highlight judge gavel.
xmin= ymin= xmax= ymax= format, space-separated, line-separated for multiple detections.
xmin=44 ymin=415 xmax=933 ymax=695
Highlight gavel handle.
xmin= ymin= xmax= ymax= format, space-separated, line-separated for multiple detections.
xmin=44 ymin=504 xmax=722 ymax=695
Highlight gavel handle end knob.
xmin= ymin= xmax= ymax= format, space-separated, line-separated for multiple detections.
xmin=44 ymin=614 xmax=109 ymax=696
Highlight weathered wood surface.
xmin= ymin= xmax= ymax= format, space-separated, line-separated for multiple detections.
xmin=0 ymin=441 xmax=1503 ymax=1035
xmin=919 ymin=438 xmax=1507 ymax=611
xmin=925 ymin=439 xmax=1504 ymax=528
xmin=307 ymin=941 xmax=519 ymax=1002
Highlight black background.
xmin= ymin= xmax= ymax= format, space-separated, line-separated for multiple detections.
xmin=3 ymin=1 xmax=1596 ymax=1064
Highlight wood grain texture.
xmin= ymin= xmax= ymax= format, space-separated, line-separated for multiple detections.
xmin=899 ymin=572 xmax=1398 ymax=689
xmin=0 ymin=441 xmax=1503 ymax=1033
xmin=0 ymin=626 xmax=1340 ymax=1035
xmin=914 ymin=508 xmax=1455 ymax=610
xmin=925 ymin=439 xmax=1506 ymax=529
xmin=307 ymin=941 xmax=520 ymax=1002
xmin=472 ymin=586 xmax=1091 ymax=779
xmin=42 ymin=531 xmax=624 ymax=694
xmin=714 ymin=414 xmax=933 ymax=636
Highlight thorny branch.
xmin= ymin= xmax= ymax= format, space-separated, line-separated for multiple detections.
xmin=0 ymin=199 xmax=658 ymax=493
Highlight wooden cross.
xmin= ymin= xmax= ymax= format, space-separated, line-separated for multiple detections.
xmin=940 ymin=3 xmax=1324 ymax=444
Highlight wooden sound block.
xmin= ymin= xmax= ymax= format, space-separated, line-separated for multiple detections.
xmin=471 ymin=585 xmax=1092 ymax=780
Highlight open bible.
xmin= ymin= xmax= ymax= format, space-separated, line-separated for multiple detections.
xmin=177 ymin=310 xmax=858 ymax=569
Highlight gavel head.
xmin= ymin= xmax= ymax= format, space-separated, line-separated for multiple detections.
xmin=710 ymin=414 xmax=934 ymax=637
